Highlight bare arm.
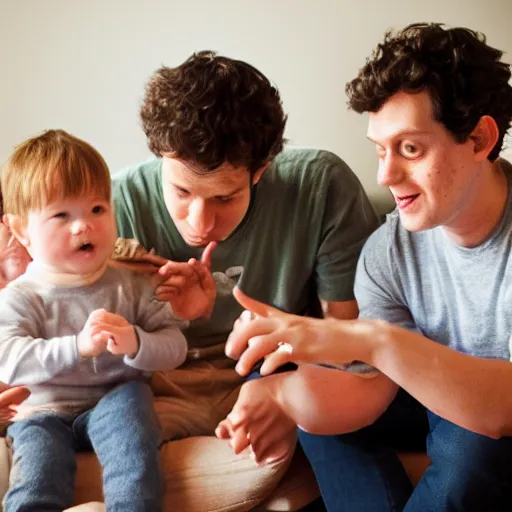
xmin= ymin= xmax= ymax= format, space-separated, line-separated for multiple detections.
xmin=285 ymin=299 xmax=396 ymax=433
xmin=231 ymin=296 xmax=512 ymax=438
xmin=365 ymin=322 xmax=512 ymax=439
xmin=292 ymin=315 xmax=512 ymax=438
xmin=227 ymin=296 xmax=398 ymax=435
xmin=321 ymin=298 xmax=359 ymax=319
xmin=275 ymin=364 xmax=397 ymax=434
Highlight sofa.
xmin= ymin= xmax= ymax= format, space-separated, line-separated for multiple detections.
xmin=0 ymin=416 xmax=430 ymax=512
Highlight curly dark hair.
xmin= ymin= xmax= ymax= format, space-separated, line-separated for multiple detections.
xmin=346 ymin=23 xmax=512 ymax=161
xmin=140 ymin=51 xmax=287 ymax=173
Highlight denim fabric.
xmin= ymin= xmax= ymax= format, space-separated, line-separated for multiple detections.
xmin=299 ymin=388 xmax=512 ymax=511
xmin=404 ymin=410 xmax=512 ymax=512
xmin=4 ymin=380 xmax=163 ymax=512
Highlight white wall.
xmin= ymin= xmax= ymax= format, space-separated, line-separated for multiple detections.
xmin=1 ymin=0 xmax=511 ymax=212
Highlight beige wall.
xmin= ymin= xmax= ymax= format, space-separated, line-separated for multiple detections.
xmin=1 ymin=0 xmax=511 ymax=212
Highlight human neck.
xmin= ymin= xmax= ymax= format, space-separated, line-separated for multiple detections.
xmin=25 ymin=260 xmax=109 ymax=287
xmin=444 ymin=159 xmax=508 ymax=247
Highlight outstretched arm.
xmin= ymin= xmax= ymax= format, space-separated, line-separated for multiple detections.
xmin=217 ymin=288 xmax=397 ymax=463
xmin=229 ymin=288 xmax=512 ymax=439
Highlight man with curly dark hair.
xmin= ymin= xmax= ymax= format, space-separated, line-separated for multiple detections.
xmin=109 ymin=51 xmax=382 ymax=510
xmin=264 ymin=22 xmax=512 ymax=512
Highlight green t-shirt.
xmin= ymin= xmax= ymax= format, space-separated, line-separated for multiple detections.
xmin=112 ymin=147 xmax=380 ymax=354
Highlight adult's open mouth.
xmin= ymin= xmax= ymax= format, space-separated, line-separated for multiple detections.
xmin=395 ymin=194 xmax=420 ymax=209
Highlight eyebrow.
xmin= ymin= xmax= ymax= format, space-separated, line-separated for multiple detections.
xmin=170 ymin=182 xmax=247 ymax=198
xmin=215 ymin=186 xmax=246 ymax=197
xmin=366 ymin=130 xmax=431 ymax=143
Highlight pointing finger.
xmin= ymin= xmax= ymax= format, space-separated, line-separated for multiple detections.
xmin=233 ymin=287 xmax=285 ymax=318
xmin=200 ymin=241 xmax=218 ymax=269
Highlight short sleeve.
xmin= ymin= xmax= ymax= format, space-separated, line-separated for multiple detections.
xmin=315 ymin=156 xmax=380 ymax=302
xmin=355 ymin=223 xmax=416 ymax=330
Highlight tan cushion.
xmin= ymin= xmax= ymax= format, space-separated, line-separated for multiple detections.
xmin=0 ymin=433 xmax=430 ymax=512
xmin=255 ymin=448 xmax=319 ymax=511
xmin=74 ymin=436 xmax=293 ymax=512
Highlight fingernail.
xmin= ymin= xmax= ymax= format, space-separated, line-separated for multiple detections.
xmin=241 ymin=310 xmax=253 ymax=322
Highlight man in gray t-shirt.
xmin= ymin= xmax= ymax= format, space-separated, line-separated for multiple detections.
xmin=295 ymin=23 xmax=512 ymax=512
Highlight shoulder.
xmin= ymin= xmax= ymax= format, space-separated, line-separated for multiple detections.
xmin=270 ymin=147 xmax=358 ymax=182
xmin=0 ymin=277 xmax=42 ymax=309
xmin=362 ymin=210 xmax=399 ymax=254
xmin=104 ymin=265 xmax=153 ymax=295
xmin=266 ymin=147 xmax=366 ymax=203
xmin=112 ymin=159 xmax=162 ymax=195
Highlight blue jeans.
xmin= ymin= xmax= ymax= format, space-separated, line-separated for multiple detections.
xmin=4 ymin=380 xmax=163 ymax=512
xmin=299 ymin=388 xmax=512 ymax=512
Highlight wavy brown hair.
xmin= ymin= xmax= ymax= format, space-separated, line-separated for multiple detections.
xmin=346 ymin=23 xmax=512 ymax=161
xmin=140 ymin=51 xmax=287 ymax=173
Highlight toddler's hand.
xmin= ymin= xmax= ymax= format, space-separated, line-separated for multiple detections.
xmin=106 ymin=323 xmax=139 ymax=358
xmin=77 ymin=308 xmax=120 ymax=358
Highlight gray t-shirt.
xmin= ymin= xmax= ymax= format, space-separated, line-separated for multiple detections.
xmin=355 ymin=159 xmax=512 ymax=361
xmin=0 ymin=265 xmax=187 ymax=417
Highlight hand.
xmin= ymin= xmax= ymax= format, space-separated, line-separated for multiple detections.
xmin=215 ymin=375 xmax=297 ymax=465
xmin=154 ymin=242 xmax=217 ymax=320
xmin=0 ymin=220 xmax=31 ymax=286
xmin=226 ymin=288 xmax=328 ymax=376
xmin=77 ymin=309 xmax=137 ymax=358
xmin=105 ymin=320 xmax=139 ymax=358
xmin=0 ymin=383 xmax=31 ymax=425
xmin=227 ymin=288 xmax=378 ymax=377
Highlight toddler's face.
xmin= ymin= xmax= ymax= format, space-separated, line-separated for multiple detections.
xmin=0 ymin=222 xmax=31 ymax=288
xmin=22 ymin=194 xmax=117 ymax=275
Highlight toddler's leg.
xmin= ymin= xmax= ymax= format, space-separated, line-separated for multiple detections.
xmin=84 ymin=381 xmax=163 ymax=511
xmin=3 ymin=414 xmax=76 ymax=511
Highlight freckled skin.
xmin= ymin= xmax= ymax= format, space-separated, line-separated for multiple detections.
xmin=368 ymin=91 xmax=505 ymax=244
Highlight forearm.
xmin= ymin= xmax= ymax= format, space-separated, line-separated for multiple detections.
xmin=273 ymin=365 xmax=397 ymax=435
xmin=126 ymin=327 xmax=188 ymax=371
xmin=363 ymin=322 xmax=512 ymax=438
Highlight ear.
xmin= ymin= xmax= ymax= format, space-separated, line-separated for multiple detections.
xmin=251 ymin=162 xmax=271 ymax=185
xmin=469 ymin=116 xmax=499 ymax=162
xmin=6 ymin=215 xmax=30 ymax=248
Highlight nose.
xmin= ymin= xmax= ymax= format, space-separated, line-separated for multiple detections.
xmin=70 ymin=218 xmax=91 ymax=236
xmin=377 ymin=155 xmax=405 ymax=187
xmin=187 ymin=198 xmax=214 ymax=236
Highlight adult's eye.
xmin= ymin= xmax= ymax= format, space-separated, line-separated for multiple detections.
xmin=174 ymin=186 xmax=190 ymax=198
xmin=399 ymin=141 xmax=422 ymax=158
xmin=215 ymin=195 xmax=234 ymax=204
